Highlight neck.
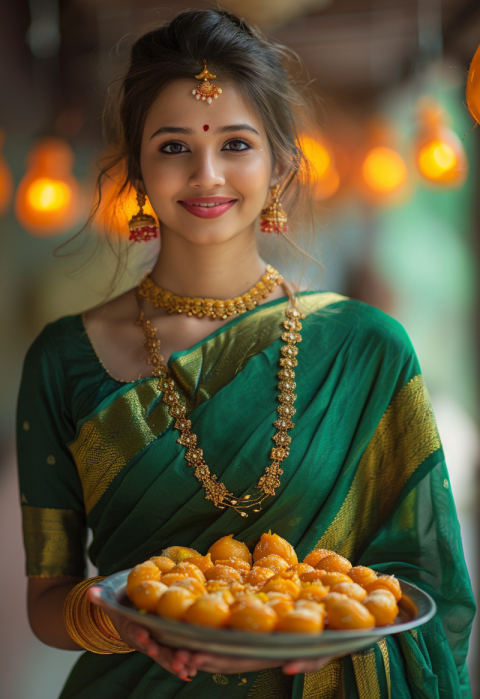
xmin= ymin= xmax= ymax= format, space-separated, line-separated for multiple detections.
xmin=150 ymin=227 xmax=268 ymax=298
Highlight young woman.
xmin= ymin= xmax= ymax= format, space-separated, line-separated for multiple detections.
xmin=17 ymin=8 xmax=475 ymax=699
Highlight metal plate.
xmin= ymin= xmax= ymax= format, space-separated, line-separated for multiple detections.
xmin=96 ymin=571 xmax=436 ymax=659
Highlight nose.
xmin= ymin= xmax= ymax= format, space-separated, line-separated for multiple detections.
xmin=188 ymin=149 xmax=225 ymax=190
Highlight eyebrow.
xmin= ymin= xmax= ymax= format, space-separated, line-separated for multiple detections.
xmin=150 ymin=123 xmax=260 ymax=139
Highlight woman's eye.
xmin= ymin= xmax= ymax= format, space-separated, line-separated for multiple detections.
xmin=223 ymin=139 xmax=251 ymax=151
xmin=160 ymin=142 xmax=188 ymax=154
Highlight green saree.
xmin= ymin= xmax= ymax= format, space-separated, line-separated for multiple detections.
xmin=16 ymin=291 xmax=475 ymax=699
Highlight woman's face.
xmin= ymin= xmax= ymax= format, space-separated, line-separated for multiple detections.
xmin=139 ymin=79 xmax=279 ymax=246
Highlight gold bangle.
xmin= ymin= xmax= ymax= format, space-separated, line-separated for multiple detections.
xmin=63 ymin=577 xmax=134 ymax=654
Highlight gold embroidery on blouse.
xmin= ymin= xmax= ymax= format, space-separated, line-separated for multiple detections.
xmin=212 ymin=674 xmax=229 ymax=684
xmin=70 ymin=293 xmax=348 ymax=515
xmin=23 ymin=420 xmax=30 ymax=431
xmin=377 ymin=638 xmax=391 ymax=699
xmin=351 ymin=648 xmax=381 ymax=699
xmin=22 ymin=505 xmax=86 ymax=577
xmin=313 ymin=374 xmax=441 ymax=559
xmin=302 ymin=658 xmax=342 ymax=699
xmin=247 ymin=668 xmax=294 ymax=698
xmin=46 ymin=455 xmax=56 ymax=465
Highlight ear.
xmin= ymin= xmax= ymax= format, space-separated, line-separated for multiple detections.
xmin=269 ymin=159 xmax=289 ymax=189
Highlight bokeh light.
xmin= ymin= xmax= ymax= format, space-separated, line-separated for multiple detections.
xmin=298 ymin=134 xmax=340 ymax=200
xmin=14 ymin=138 xmax=80 ymax=236
xmin=361 ymin=147 xmax=407 ymax=194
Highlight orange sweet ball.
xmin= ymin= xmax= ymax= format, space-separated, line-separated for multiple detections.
xmin=298 ymin=583 xmax=330 ymax=603
xmin=253 ymin=532 xmax=298 ymax=566
xmin=332 ymin=581 xmax=367 ymax=602
xmin=206 ymin=579 xmax=229 ymax=593
xmin=323 ymin=593 xmax=375 ymax=630
xmin=208 ymin=534 xmax=252 ymax=565
xmin=183 ymin=553 xmax=214 ymax=574
xmin=244 ymin=566 xmax=275 ymax=587
xmin=287 ymin=563 xmax=315 ymax=576
xmin=127 ymin=561 xmax=161 ymax=602
xmin=161 ymin=546 xmax=201 ymax=564
xmin=254 ymin=554 xmax=289 ymax=574
xmin=315 ymin=553 xmax=352 ymax=574
xmin=277 ymin=606 xmax=324 ymax=633
xmin=265 ymin=592 xmax=295 ymax=618
xmin=229 ymin=598 xmax=278 ymax=633
xmin=156 ymin=586 xmax=197 ymax=620
xmin=347 ymin=566 xmax=378 ymax=589
xmin=300 ymin=570 xmax=351 ymax=587
xmin=169 ymin=562 xmax=206 ymax=584
xmin=149 ymin=556 xmax=176 ymax=573
xmin=363 ymin=589 xmax=399 ymax=626
xmin=365 ymin=575 xmax=402 ymax=602
xmin=160 ymin=571 xmax=189 ymax=587
xmin=170 ymin=577 xmax=206 ymax=596
xmin=204 ymin=565 xmax=242 ymax=583
xmin=215 ymin=557 xmax=251 ymax=575
xmin=303 ymin=549 xmax=334 ymax=567
xmin=131 ymin=580 xmax=168 ymax=613
xmin=262 ymin=577 xmax=300 ymax=599
xmin=184 ymin=593 xmax=231 ymax=628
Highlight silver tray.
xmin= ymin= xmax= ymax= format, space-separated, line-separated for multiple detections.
xmin=96 ymin=570 xmax=436 ymax=659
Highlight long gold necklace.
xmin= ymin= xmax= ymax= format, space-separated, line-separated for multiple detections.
xmin=136 ymin=284 xmax=305 ymax=517
xmin=137 ymin=265 xmax=283 ymax=320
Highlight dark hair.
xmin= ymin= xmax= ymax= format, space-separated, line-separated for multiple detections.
xmin=67 ymin=6 xmax=321 ymax=288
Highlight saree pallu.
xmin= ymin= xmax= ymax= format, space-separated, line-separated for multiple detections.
xmin=16 ymin=292 xmax=475 ymax=698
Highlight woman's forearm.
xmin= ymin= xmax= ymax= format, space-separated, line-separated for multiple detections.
xmin=28 ymin=576 xmax=84 ymax=650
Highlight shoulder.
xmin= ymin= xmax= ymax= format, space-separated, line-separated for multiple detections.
xmin=25 ymin=315 xmax=84 ymax=364
xmin=305 ymin=293 xmax=414 ymax=359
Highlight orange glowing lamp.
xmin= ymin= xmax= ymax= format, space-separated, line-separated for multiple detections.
xmin=298 ymin=134 xmax=340 ymax=200
xmin=466 ymin=43 xmax=480 ymax=126
xmin=361 ymin=147 xmax=407 ymax=194
xmin=354 ymin=120 xmax=409 ymax=206
xmin=15 ymin=138 xmax=80 ymax=236
xmin=414 ymin=100 xmax=467 ymax=187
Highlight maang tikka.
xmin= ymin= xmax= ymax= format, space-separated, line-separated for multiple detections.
xmin=260 ymin=184 xmax=288 ymax=234
xmin=192 ymin=59 xmax=223 ymax=104
xmin=128 ymin=190 xmax=159 ymax=243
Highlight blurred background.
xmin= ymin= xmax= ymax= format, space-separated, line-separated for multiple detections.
xmin=1 ymin=0 xmax=479 ymax=697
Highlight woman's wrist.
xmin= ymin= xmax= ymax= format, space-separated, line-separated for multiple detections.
xmin=63 ymin=577 xmax=134 ymax=654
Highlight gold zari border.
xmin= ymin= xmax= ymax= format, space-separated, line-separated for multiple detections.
xmin=70 ymin=293 xmax=347 ymax=515
xmin=302 ymin=658 xmax=343 ymax=699
xmin=313 ymin=374 xmax=441 ymax=559
xmin=22 ymin=505 xmax=86 ymax=577
xmin=377 ymin=638 xmax=391 ymax=699
xmin=352 ymin=648 xmax=381 ymax=699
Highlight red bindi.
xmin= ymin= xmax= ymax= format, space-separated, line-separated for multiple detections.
xmin=203 ymin=124 xmax=209 ymax=132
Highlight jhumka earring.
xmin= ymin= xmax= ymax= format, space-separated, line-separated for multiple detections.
xmin=192 ymin=59 xmax=223 ymax=104
xmin=128 ymin=190 xmax=159 ymax=243
xmin=260 ymin=184 xmax=288 ymax=234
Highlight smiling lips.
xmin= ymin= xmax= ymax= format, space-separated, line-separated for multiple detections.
xmin=179 ymin=196 xmax=237 ymax=219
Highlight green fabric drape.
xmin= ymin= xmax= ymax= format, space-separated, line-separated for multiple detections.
xmin=16 ymin=291 xmax=475 ymax=698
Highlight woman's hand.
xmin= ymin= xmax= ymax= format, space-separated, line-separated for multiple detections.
xmin=88 ymin=587 xmax=336 ymax=679
xmin=88 ymin=587 xmax=198 ymax=681
xmin=171 ymin=650 xmax=335 ymax=676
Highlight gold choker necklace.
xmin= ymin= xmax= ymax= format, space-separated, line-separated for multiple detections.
xmin=137 ymin=265 xmax=283 ymax=320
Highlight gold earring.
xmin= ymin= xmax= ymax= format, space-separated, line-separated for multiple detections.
xmin=128 ymin=190 xmax=159 ymax=242
xmin=260 ymin=184 xmax=287 ymax=234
